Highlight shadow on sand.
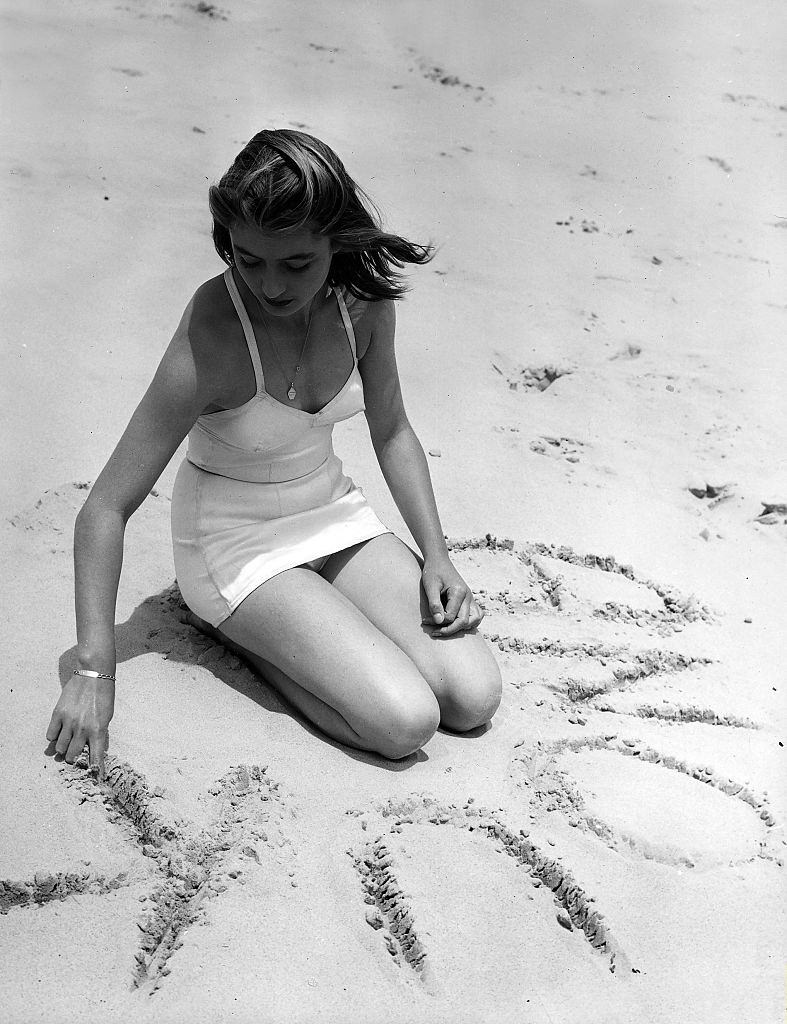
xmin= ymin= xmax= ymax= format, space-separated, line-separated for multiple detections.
xmin=55 ymin=582 xmax=432 ymax=770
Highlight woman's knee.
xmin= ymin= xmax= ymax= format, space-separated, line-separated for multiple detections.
xmin=438 ymin=658 xmax=502 ymax=734
xmin=372 ymin=689 xmax=441 ymax=760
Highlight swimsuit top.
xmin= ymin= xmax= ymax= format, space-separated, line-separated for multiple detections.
xmin=186 ymin=269 xmax=366 ymax=483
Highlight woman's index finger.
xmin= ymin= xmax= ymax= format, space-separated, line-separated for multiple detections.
xmin=89 ymin=731 xmax=109 ymax=780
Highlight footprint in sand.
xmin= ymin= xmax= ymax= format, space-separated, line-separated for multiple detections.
xmin=406 ymin=49 xmax=490 ymax=103
xmin=530 ymin=435 xmax=585 ymax=463
xmin=722 ymin=92 xmax=787 ymax=114
xmin=609 ymin=343 xmax=643 ymax=360
xmin=308 ymin=42 xmax=342 ymax=54
xmin=754 ymin=501 xmax=787 ymax=528
xmin=190 ymin=1 xmax=228 ymax=20
xmin=504 ymin=365 xmax=573 ymax=392
xmin=706 ymin=156 xmax=732 ymax=173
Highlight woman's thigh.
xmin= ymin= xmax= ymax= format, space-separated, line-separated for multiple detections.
xmin=217 ymin=566 xmax=440 ymax=751
xmin=321 ymin=535 xmax=502 ymax=732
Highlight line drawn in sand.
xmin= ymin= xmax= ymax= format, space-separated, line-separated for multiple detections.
xmin=453 ymin=532 xmax=763 ymax=724
xmin=446 ymin=535 xmax=713 ymax=633
xmin=514 ymin=736 xmax=781 ymax=869
xmin=490 ymin=635 xmax=713 ymax=699
xmin=351 ymin=795 xmax=633 ymax=979
xmin=0 ymin=868 xmax=133 ymax=914
xmin=355 ymin=837 xmax=432 ymax=984
xmin=34 ymin=758 xmax=297 ymax=993
xmin=491 ymin=630 xmax=760 ymax=730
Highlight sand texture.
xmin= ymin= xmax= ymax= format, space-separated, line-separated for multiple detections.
xmin=1 ymin=0 xmax=785 ymax=1021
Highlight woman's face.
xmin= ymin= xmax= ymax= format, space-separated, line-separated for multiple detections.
xmin=229 ymin=221 xmax=334 ymax=318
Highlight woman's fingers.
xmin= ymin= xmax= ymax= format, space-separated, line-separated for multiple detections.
xmin=54 ymin=721 xmax=73 ymax=756
xmin=89 ymin=730 xmax=109 ymax=779
xmin=434 ymin=592 xmax=473 ymax=636
xmin=45 ymin=709 xmax=63 ymax=744
xmin=443 ymin=584 xmax=465 ymax=622
xmin=422 ymin=577 xmax=446 ymax=625
xmin=64 ymin=728 xmax=87 ymax=764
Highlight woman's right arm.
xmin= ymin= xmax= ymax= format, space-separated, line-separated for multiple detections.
xmin=46 ymin=296 xmax=219 ymax=776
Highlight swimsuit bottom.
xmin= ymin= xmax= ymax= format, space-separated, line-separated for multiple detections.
xmin=171 ymin=454 xmax=389 ymax=627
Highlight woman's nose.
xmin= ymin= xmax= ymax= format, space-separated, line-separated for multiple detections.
xmin=260 ymin=272 xmax=286 ymax=299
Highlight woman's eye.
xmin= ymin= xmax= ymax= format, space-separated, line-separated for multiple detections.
xmin=237 ymin=257 xmax=260 ymax=268
xmin=286 ymin=262 xmax=311 ymax=273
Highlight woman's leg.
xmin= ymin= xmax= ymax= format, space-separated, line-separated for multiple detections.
xmin=321 ymin=534 xmax=503 ymax=733
xmin=212 ymin=567 xmax=441 ymax=759
xmin=186 ymin=611 xmax=378 ymax=752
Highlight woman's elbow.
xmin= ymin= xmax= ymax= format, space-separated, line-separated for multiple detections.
xmin=76 ymin=493 xmax=129 ymax=534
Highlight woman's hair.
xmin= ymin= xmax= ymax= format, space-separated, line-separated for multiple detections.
xmin=208 ymin=129 xmax=434 ymax=301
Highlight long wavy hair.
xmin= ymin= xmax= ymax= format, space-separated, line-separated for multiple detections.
xmin=208 ymin=129 xmax=434 ymax=301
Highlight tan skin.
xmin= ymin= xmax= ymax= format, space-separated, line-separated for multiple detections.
xmin=47 ymin=223 xmax=501 ymax=772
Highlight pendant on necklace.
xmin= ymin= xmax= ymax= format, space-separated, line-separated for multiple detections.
xmin=287 ymin=385 xmax=297 ymax=401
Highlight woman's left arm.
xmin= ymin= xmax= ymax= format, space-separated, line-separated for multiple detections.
xmin=359 ymin=300 xmax=483 ymax=636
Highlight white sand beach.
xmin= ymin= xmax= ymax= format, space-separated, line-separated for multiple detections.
xmin=1 ymin=0 xmax=785 ymax=1021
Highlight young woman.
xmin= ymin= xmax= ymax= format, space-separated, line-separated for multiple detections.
xmin=47 ymin=129 xmax=501 ymax=772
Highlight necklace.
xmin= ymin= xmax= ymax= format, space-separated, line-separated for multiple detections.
xmin=259 ymin=302 xmax=316 ymax=401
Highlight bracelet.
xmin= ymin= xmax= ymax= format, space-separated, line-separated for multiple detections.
xmin=73 ymin=669 xmax=116 ymax=683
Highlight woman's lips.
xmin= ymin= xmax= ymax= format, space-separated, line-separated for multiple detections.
xmin=262 ymin=295 xmax=293 ymax=308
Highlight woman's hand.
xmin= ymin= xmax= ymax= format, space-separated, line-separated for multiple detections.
xmin=46 ymin=674 xmax=114 ymax=778
xmin=421 ymin=556 xmax=484 ymax=637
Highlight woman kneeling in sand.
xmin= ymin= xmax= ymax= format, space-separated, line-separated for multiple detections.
xmin=47 ymin=129 xmax=502 ymax=772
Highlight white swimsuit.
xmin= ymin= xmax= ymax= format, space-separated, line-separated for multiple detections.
xmin=170 ymin=269 xmax=389 ymax=626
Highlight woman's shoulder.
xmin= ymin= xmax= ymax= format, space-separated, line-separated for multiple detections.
xmin=185 ymin=272 xmax=234 ymax=334
xmin=174 ymin=273 xmax=239 ymax=354
xmin=339 ymin=290 xmax=394 ymax=358
xmin=167 ymin=272 xmax=244 ymax=388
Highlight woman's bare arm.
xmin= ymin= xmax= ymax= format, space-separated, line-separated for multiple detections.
xmin=47 ymin=295 xmax=221 ymax=772
xmin=359 ymin=301 xmax=482 ymax=636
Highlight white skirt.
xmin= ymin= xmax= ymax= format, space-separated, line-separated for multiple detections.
xmin=171 ymin=455 xmax=389 ymax=626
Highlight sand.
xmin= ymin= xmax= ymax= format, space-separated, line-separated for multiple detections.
xmin=1 ymin=0 xmax=785 ymax=1021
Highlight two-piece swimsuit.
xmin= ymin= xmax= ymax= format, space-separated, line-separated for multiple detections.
xmin=170 ymin=269 xmax=389 ymax=626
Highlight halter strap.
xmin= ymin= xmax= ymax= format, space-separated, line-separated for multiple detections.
xmin=334 ymin=287 xmax=358 ymax=363
xmin=224 ymin=269 xmax=265 ymax=394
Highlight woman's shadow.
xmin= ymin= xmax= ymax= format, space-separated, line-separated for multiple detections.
xmin=56 ymin=582 xmax=427 ymax=770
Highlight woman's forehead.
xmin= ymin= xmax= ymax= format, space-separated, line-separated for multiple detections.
xmin=229 ymin=221 xmax=328 ymax=257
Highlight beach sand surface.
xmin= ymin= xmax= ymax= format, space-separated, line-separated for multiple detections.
xmin=1 ymin=0 xmax=785 ymax=1021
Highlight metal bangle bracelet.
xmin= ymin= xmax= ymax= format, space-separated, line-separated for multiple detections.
xmin=72 ymin=669 xmax=116 ymax=683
